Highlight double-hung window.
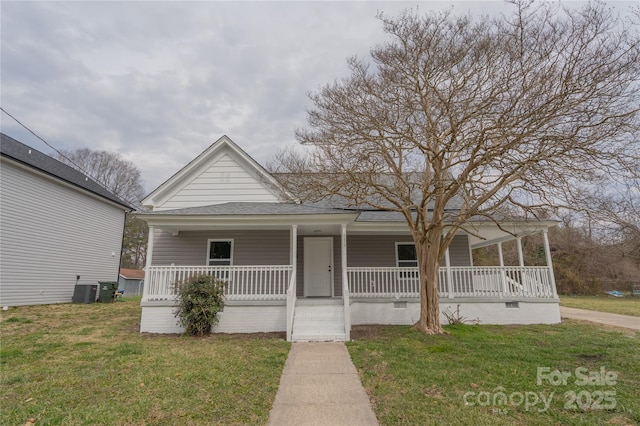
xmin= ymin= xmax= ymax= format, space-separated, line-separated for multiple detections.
xmin=396 ymin=243 xmax=418 ymax=280
xmin=207 ymin=240 xmax=233 ymax=266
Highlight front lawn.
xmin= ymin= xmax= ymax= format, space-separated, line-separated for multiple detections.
xmin=348 ymin=323 xmax=640 ymax=425
xmin=0 ymin=298 xmax=290 ymax=425
xmin=560 ymin=295 xmax=640 ymax=317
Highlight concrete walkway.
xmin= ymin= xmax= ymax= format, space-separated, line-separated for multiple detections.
xmin=268 ymin=342 xmax=379 ymax=426
xmin=560 ymin=306 xmax=640 ymax=331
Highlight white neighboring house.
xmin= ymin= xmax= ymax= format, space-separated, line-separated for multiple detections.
xmin=0 ymin=133 xmax=131 ymax=306
xmin=138 ymin=135 xmax=561 ymax=341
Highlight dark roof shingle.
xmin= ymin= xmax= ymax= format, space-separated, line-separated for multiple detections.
xmin=144 ymin=202 xmax=357 ymax=216
xmin=1 ymin=133 xmax=131 ymax=209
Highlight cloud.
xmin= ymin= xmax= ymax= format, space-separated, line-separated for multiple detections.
xmin=7 ymin=1 xmax=627 ymax=193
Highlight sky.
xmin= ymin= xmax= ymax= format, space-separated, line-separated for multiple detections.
xmin=1 ymin=1 xmax=636 ymax=197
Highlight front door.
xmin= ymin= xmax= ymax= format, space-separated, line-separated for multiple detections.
xmin=304 ymin=237 xmax=333 ymax=297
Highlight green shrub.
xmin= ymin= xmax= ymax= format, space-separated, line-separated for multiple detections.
xmin=174 ymin=274 xmax=225 ymax=336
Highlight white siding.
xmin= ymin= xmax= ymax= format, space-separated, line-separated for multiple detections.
xmin=141 ymin=299 xmax=560 ymax=334
xmin=0 ymin=160 xmax=126 ymax=306
xmin=350 ymin=300 xmax=561 ymax=325
xmin=140 ymin=302 xmax=286 ymax=334
xmin=155 ymin=153 xmax=280 ymax=211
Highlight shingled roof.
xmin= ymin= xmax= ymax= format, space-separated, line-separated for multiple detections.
xmin=1 ymin=133 xmax=131 ymax=209
xmin=143 ymin=202 xmax=357 ymax=216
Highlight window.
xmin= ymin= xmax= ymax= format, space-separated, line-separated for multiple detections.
xmin=207 ymin=240 xmax=233 ymax=266
xmin=396 ymin=243 xmax=417 ymax=268
xmin=396 ymin=243 xmax=418 ymax=280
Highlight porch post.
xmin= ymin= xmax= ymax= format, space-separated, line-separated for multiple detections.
xmin=445 ymin=248 xmax=454 ymax=298
xmin=516 ymin=237 xmax=525 ymax=267
xmin=341 ymin=224 xmax=350 ymax=341
xmin=498 ymin=242 xmax=507 ymax=297
xmin=290 ymin=225 xmax=297 ymax=277
xmin=340 ymin=224 xmax=348 ymax=294
xmin=142 ymin=225 xmax=154 ymax=300
xmin=542 ymin=229 xmax=558 ymax=298
xmin=516 ymin=236 xmax=527 ymax=296
xmin=286 ymin=224 xmax=298 ymax=342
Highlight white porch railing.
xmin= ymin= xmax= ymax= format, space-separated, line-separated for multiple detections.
xmin=286 ymin=272 xmax=296 ymax=342
xmin=347 ymin=266 xmax=554 ymax=299
xmin=143 ymin=265 xmax=293 ymax=301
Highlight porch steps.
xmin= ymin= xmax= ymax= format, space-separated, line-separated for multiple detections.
xmin=291 ymin=300 xmax=346 ymax=342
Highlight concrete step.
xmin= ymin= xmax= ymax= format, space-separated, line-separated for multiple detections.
xmin=292 ymin=303 xmax=346 ymax=342
xmin=296 ymin=298 xmax=343 ymax=306
xmin=291 ymin=332 xmax=346 ymax=342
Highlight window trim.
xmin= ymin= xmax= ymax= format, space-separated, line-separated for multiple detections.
xmin=395 ymin=242 xmax=417 ymax=268
xmin=206 ymin=239 xmax=234 ymax=266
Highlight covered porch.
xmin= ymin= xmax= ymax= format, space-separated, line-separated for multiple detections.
xmin=139 ymin=212 xmax=559 ymax=340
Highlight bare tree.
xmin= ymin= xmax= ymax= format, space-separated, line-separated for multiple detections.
xmin=577 ymin=173 xmax=640 ymax=263
xmin=120 ymin=214 xmax=149 ymax=269
xmin=54 ymin=148 xmax=145 ymax=203
xmin=54 ymin=148 xmax=149 ymax=269
xmin=271 ymin=2 xmax=640 ymax=334
xmin=583 ymin=176 xmax=639 ymax=242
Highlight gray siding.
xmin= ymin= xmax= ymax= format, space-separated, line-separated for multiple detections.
xmin=118 ymin=277 xmax=144 ymax=296
xmin=347 ymin=234 xmax=471 ymax=267
xmin=0 ymin=159 xmax=126 ymax=306
xmin=152 ymin=229 xmax=290 ymax=265
xmin=152 ymin=231 xmax=471 ymax=298
xmin=448 ymin=234 xmax=472 ymax=266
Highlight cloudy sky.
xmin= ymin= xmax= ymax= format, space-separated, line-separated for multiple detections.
xmin=1 ymin=1 xmax=634 ymax=197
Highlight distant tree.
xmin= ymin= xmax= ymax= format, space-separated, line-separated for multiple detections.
xmin=120 ymin=214 xmax=149 ymax=269
xmin=54 ymin=148 xmax=144 ymax=203
xmin=272 ymin=2 xmax=640 ymax=334
xmin=54 ymin=148 xmax=148 ymax=269
xmin=579 ymin=175 xmax=640 ymax=257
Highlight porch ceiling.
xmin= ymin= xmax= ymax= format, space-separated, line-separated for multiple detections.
xmin=141 ymin=212 xmax=359 ymax=234
xmin=465 ymin=220 xmax=558 ymax=248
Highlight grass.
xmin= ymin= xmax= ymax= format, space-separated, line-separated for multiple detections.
xmin=0 ymin=298 xmax=290 ymax=425
xmin=4 ymin=299 xmax=639 ymax=425
xmin=560 ymin=295 xmax=640 ymax=317
xmin=347 ymin=323 xmax=640 ymax=426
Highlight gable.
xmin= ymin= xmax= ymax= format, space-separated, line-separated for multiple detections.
xmin=143 ymin=136 xmax=287 ymax=211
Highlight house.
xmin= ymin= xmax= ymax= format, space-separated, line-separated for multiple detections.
xmin=119 ymin=268 xmax=145 ymax=296
xmin=137 ymin=136 xmax=560 ymax=341
xmin=0 ymin=133 xmax=131 ymax=306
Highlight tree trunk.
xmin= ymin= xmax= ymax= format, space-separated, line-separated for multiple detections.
xmin=414 ymin=229 xmax=445 ymax=334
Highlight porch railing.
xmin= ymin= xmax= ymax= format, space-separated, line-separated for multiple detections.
xmin=347 ymin=266 xmax=554 ymax=299
xmin=143 ymin=265 xmax=293 ymax=301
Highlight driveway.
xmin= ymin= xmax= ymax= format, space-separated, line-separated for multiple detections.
xmin=560 ymin=306 xmax=640 ymax=331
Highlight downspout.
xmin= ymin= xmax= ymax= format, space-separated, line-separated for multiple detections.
xmin=115 ymin=209 xmax=131 ymax=287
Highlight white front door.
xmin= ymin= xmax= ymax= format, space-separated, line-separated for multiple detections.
xmin=304 ymin=237 xmax=333 ymax=297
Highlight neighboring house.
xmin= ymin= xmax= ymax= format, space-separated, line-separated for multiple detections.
xmin=138 ymin=136 xmax=560 ymax=341
xmin=0 ymin=133 xmax=131 ymax=306
xmin=119 ymin=268 xmax=145 ymax=296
